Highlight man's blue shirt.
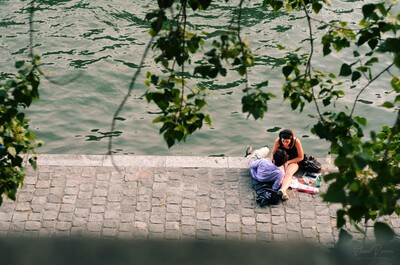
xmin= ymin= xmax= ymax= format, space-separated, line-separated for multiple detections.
xmin=249 ymin=159 xmax=284 ymax=191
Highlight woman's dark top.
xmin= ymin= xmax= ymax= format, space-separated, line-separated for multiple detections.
xmin=278 ymin=138 xmax=299 ymax=160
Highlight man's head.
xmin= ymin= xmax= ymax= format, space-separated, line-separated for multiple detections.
xmin=273 ymin=149 xmax=288 ymax=167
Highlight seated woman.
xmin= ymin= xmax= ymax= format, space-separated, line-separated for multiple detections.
xmin=247 ymin=147 xmax=289 ymax=191
xmin=270 ymin=129 xmax=304 ymax=200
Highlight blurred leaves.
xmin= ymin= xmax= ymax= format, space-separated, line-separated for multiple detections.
xmin=145 ymin=3 xmax=400 ymax=240
xmin=0 ymin=58 xmax=42 ymax=205
xmin=145 ymin=1 xmax=257 ymax=147
xmin=374 ymin=222 xmax=395 ymax=242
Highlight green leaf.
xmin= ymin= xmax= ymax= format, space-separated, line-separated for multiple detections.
xmin=368 ymin=39 xmax=378 ymax=50
xmin=337 ymin=228 xmax=353 ymax=245
xmin=382 ymin=101 xmax=394 ymax=108
xmin=152 ymin=115 xmax=165 ymax=124
xmin=395 ymin=54 xmax=400 ymax=69
xmin=358 ymin=99 xmax=373 ymax=104
xmin=354 ymin=116 xmax=367 ymax=126
xmin=317 ymin=24 xmax=328 ymax=30
xmin=374 ymin=222 xmax=395 ymax=242
xmin=351 ymin=71 xmax=361 ymax=82
xmin=188 ymin=0 xmax=199 ymax=10
xmin=336 ymin=211 xmax=347 ymax=229
xmin=199 ymin=0 xmax=211 ymax=9
xmin=29 ymin=157 xmax=37 ymax=170
xmin=362 ymin=4 xmax=376 ymax=19
xmin=376 ymin=3 xmax=388 ymax=16
xmin=391 ymin=76 xmax=400 ymax=92
xmin=157 ymin=0 xmax=174 ymax=9
xmin=272 ymin=1 xmax=283 ymax=12
xmin=324 ymin=181 xmax=347 ymax=203
xmin=204 ymin=115 xmax=211 ymax=125
xmin=8 ymin=188 xmax=17 ymax=201
xmin=219 ymin=67 xmax=227 ymax=77
xmin=365 ymin=57 xmax=378 ymax=66
xmin=277 ymin=44 xmax=285 ymax=50
xmin=354 ymin=153 xmax=369 ymax=169
xmin=15 ymin=61 xmax=25 ymax=69
xmin=33 ymin=54 xmax=41 ymax=61
xmin=149 ymin=11 xmax=166 ymax=35
xmin=310 ymin=78 xmax=319 ymax=87
xmin=312 ymin=3 xmax=323 ymax=14
xmin=380 ymin=38 xmax=400 ymax=54
xmin=145 ymin=12 xmax=158 ymax=21
xmin=357 ymin=31 xmax=373 ymax=46
xmin=255 ymin=80 xmax=269 ymax=89
xmin=164 ymin=131 xmax=175 ymax=148
xmin=339 ymin=63 xmax=352 ymax=76
xmin=323 ymin=44 xmax=331 ymax=56
xmin=195 ymin=98 xmax=206 ymax=109
xmin=282 ymin=66 xmax=293 ymax=78
xmin=152 ymin=93 xmax=169 ymax=111
xmin=356 ymin=66 xmax=368 ymax=73
xmin=322 ymin=97 xmax=331 ymax=107
xmin=267 ymin=126 xmax=281 ymax=133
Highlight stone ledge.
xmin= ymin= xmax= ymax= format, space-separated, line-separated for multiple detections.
xmin=31 ymin=154 xmax=333 ymax=170
xmin=33 ymin=154 xmax=250 ymax=169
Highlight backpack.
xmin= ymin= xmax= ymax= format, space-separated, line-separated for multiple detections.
xmin=256 ymin=188 xmax=280 ymax=206
xmin=299 ymin=154 xmax=322 ymax=173
xmin=252 ymin=179 xmax=280 ymax=206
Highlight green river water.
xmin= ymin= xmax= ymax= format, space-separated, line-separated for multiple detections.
xmin=1 ymin=0 xmax=398 ymax=157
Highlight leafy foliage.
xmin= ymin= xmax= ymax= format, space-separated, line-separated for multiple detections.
xmin=143 ymin=1 xmax=400 ymax=241
xmin=3 ymin=0 xmax=399 ymax=243
xmin=262 ymin=0 xmax=400 ymax=241
xmin=0 ymin=57 xmax=42 ymax=205
xmin=144 ymin=0 xmax=258 ymax=147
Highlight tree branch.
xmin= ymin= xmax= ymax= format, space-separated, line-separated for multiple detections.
xmin=237 ymin=0 xmax=250 ymax=94
xmin=302 ymin=3 xmax=324 ymax=121
xmin=179 ymin=0 xmax=188 ymax=119
xmin=28 ymin=1 xmax=35 ymax=59
xmin=29 ymin=0 xmax=82 ymax=85
xmin=350 ymin=62 xmax=395 ymax=117
xmin=383 ymin=109 xmax=400 ymax=162
xmin=107 ymin=37 xmax=154 ymax=162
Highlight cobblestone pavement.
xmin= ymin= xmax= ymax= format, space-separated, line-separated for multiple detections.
xmin=1 ymin=155 xmax=399 ymax=246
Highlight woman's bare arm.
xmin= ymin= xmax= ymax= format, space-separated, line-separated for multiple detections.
xmin=287 ymin=138 xmax=304 ymax=164
xmin=270 ymin=138 xmax=279 ymax=161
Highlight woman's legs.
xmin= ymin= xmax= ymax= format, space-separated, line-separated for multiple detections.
xmin=278 ymin=163 xmax=299 ymax=200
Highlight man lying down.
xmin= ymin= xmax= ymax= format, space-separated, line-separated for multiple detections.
xmin=246 ymin=146 xmax=289 ymax=205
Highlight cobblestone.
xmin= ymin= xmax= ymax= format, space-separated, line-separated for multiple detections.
xmin=1 ymin=155 xmax=399 ymax=245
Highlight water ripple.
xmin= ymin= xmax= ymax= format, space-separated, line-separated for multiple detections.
xmin=0 ymin=0 xmax=396 ymax=157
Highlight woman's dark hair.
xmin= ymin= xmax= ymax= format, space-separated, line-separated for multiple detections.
xmin=279 ymin=129 xmax=295 ymax=148
xmin=273 ymin=149 xmax=289 ymax=167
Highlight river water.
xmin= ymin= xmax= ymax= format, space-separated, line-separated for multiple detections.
xmin=1 ymin=0 xmax=398 ymax=157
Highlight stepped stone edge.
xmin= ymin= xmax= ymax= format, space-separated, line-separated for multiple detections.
xmin=31 ymin=154 xmax=250 ymax=168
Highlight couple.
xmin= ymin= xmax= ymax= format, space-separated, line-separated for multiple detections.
xmin=246 ymin=129 xmax=304 ymax=201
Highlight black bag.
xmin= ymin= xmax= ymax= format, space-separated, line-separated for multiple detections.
xmin=299 ymin=154 xmax=322 ymax=173
xmin=252 ymin=179 xmax=280 ymax=206
xmin=256 ymin=189 xmax=280 ymax=206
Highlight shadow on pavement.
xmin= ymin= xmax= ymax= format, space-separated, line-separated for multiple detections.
xmin=1 ymin=237 xmax=399 ymax=265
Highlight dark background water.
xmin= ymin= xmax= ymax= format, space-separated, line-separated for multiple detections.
xmin=1 ymin=0 xmax=397 ymax=157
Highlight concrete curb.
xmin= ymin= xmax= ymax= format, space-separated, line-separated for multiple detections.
xmin=34 ymin=154 xmax=332 ymax=170
xmin=34 ymin=154 xmax=250 ymax=168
